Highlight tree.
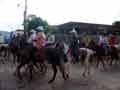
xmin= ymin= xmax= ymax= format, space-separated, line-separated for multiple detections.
xmin=23 ymin=14 xmax=44 ymax=31
xmin=112 ymin=21 xmax=120 ymax=29
xmin=23 ymin=14 xmax=56 ymax=33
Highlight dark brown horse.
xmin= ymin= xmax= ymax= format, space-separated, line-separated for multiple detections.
xmin=15 ymin=39 xmax=69 ymax=83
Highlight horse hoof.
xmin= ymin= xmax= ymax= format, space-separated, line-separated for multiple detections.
xmin=82 ymin=73 xmax=86 ymax=78
xmin=66 ymin=74 xmax=69 ymax=78
xmin=28 ymin=78 xmax=32 ymax=82
xmin=48 ymin=80 xmax=53 ymax=84
xmin=65 ymin=74 xmax=69 ymax=80
xmin=13 ymin=72 xmax=17 ymax=76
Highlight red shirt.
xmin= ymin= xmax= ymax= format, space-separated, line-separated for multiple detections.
xmin=35 ymin=32 xmax=46 ymax=50
xmin=108 ymin=35 xmax=116 ymax=47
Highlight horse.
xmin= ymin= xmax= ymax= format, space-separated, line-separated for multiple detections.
xmin=88 ymin=40 xmax=120 ymax=70
xmin=8 ymin=36 xmax=19 ymax=63
xmin=15 ymin=38 xmax=69 ymax=83
xmin=79 ymin=47 xmax=95 ymax=77
xmin=0 ymin=44 xmax=9 ymax=63
xmin=87 ymin=41 xmax=108 ymax=70
xmin=107 ymin=45 xmax=120 ymax=66
xmin=62 ymin=40 xmax=95 ymax=78
xmin=69 ymin=37 xmax=80 ymax=63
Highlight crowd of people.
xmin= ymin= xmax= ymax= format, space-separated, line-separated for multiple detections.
xmin=9 ymin=26 xmax=120 ymax=58
xmin=81 ymin=32 xmax=117 ymax=49
xmin=10 ymin=26 xmax=46 ymax=50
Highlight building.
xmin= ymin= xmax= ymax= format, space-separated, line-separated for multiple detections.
xmin=52 ymin=22 xmax=120 ymax=42
xmin=54 ymin=22 xmax=120 ymax=35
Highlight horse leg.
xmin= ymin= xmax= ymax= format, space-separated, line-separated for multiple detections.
xmin=33 ymin=62 xmax=41 ymax=72
xmin=86 ymin=54 xmax=91 ymax=76
xmin=2 ymin=50 xmax=6 ymax=62
xmin=109 ymin=56 xmax=114 ymax=66
xmin=40 ymin=62 xmax=47 ymax=74
xmin=15 ymin=61 xmax=25 ymax=80
xmin=101 ymin=57 xmax=106 ymax=70
xmin=106 ymin=56 xmax=109 ymax=65
xmin=33 ymin=61 xmax=45 ymax=74
xmin=7 ymin=49 xmax=11 ymax=62
xmin=96 ymin=57 xmax=100 ymax=68
xmin=5 ymin=48 xmax=8 ymax=61
xmin=59 ymin=63 xmax=69 ymax=80
xmin=114 ymin=54 xmax=119 ymax=65
xmin=88 ymin=56 xmax=93 ymax=76
xmin=28 ymin=62 xmax=34 ymax=81
xmin=0 ymin=56 xmax=5 ymax=64
xmin=82 ymin=54 xmax=90 ymax=77
xmin=48 ymin=64 xmax=57 ymax=84
xmin=5 ymin=49 xmax=8 ymax=61
xmin=13 ymin=54 xmax=16 ymax=64
xmin=80 ymin=55 xmax=85 ymax=67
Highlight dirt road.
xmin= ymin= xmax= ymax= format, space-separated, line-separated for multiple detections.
xmin=0 ymin=62 xmax=120 ymax=90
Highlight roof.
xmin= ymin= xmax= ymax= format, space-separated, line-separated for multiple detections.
xmin=54 ymin=21 xmax=117 ymax=34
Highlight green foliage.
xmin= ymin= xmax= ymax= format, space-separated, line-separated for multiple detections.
xmin=45 ymin=25 xmax=56 ymax=34
xmin=23 ymin=15 xmax=44 ymax=31
xmin=23 ymin=14 xmax=56 ymax=33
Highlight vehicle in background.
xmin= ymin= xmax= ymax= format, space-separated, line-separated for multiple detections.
xmin=0 ymin=31 xmax=10 ymax=44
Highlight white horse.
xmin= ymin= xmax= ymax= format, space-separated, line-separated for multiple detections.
xmin=79 ymin=48 xmax=95 ymax=77
xmin=62 ymin=42 xmax=95 ymax=78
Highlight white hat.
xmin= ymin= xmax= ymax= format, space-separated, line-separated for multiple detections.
xmin=70 ymin=28 xmax=77 ymax=34
xmin=36 ymin=26 xmax=44 ymax=32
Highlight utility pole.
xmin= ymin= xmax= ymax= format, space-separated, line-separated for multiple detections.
xmin=23 ymin=0 xmax=27 ymax=34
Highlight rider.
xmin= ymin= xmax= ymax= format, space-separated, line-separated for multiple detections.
xmin=97 ymin=32 xmax=109 ymax=55
xmin=27 ymin=29 xmax=37 ymax=46
xmin=82 ymin=32 xmax=92 ymax=48
xmin=70 ymin=29 xmax=80 ymax=63
xmin=27 ymin=26 xmax=46 ymax=61
xmin=34 ymin=26 xmax=46 ymax=50
xmin=98 ymin=32 xmax=106 ymax=47
xmin=9 ymin=31 xmax=18 ymax=46
xmin=108 ymin=34 xmax=117 ymax=48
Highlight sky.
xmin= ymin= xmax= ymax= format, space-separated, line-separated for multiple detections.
xmin=0 ymin=0 xmax=120 ymax=31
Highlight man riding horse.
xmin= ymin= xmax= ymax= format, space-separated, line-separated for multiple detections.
xmin=13 ymin=26 xmax=70 ymax=83
xmin=69 ymin=29 xmax=80 ymax=63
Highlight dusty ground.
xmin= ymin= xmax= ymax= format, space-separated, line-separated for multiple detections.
xmin=0 ymin=61 xmax=120 ymax=90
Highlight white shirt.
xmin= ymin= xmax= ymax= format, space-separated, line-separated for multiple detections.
xmin=27 ymin=31 xmax=36 ymax=44
xmin=64 ymin=43 xmax=69 ymax=54
xmin=12 ymin=31 xmax=17 ymax=38
xmin=99 ymin=35 xmax=105 ymax=44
